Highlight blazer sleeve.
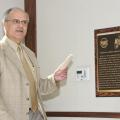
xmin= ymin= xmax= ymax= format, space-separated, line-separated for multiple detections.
xmin=25 ymin=47 xmax=59 ymax=96
xmin=38 ymin=74 xmax=58 ymax=96
xmin=0 ymin=46 xmax=15 ymax=120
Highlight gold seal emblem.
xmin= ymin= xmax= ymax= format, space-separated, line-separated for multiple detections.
xmin=100 ymin=38 xmax=108 ymax=48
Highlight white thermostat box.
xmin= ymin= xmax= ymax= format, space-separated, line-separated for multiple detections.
xmin=76 ymin=66 xmax=89 ymax=81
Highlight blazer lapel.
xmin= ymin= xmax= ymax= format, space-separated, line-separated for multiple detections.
xmin=2 ymin=40 xmax=25 ymax=75
xmin=22 ymin=45 xmax=38 ymax=83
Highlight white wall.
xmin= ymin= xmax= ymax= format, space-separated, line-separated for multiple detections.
xmin=36 ymin=0 xmax=120 ymax=119
xmin=0 ymin=1 xmax=119 ymax=119
xmin=0 ymin=0 xmax=24 ymax=39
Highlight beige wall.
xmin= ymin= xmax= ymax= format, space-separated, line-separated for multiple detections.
xmin=36 ymin=0 xmax=120 ymax=118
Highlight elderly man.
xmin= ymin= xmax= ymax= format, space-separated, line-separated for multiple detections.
xmin=0 ymin=7 xmax=68 ymax=120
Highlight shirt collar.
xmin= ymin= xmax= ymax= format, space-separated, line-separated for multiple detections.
xmin=4 ymin=36 xmax=21 ymax=52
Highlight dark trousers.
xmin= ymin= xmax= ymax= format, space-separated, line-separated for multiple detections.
xmin=29 ymin=109 xmax=43 ymax=120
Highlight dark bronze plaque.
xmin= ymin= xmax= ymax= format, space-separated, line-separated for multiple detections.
xmin=95 ymin=26 xmax=120 ymax=96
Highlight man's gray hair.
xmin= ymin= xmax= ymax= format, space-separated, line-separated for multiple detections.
xmin=2 ymin=7 xmax=29 ymax=23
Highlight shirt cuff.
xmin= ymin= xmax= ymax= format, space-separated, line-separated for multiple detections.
xmin=47 ymin=74 xmax=56 ymax=83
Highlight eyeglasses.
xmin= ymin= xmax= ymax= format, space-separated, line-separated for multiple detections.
xmin=5 ymin=19 xmax=29 ymax=26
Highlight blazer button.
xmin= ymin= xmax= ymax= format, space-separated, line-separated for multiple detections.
xmin=26 ymin=98 xmax=29 ymax=101
xmin=26 ymin=83 xmax=29 ymax=86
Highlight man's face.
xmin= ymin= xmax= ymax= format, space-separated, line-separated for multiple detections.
xmin=4 ymin=9 xmax=29 ymax=44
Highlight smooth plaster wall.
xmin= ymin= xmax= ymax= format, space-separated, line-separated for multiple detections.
xmin=36 ymin=0 xmax=120 ymax=119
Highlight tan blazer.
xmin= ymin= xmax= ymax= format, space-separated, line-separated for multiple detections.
xmin=0 ymin=36 xmax=57 ymax=120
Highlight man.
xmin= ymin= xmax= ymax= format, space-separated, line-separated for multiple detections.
xmin=0 ymin=7 xmax=68 ymax=120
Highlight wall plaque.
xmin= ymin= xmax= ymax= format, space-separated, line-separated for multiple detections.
xmin=95 ymin=26 xmax=120 ymax=96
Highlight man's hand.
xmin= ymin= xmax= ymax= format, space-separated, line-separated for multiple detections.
xmin=53 ymin=54 xmax=73 ymax=81
xmin=54 ymin=68 xmax=68 ymax=81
